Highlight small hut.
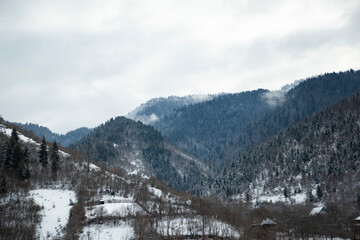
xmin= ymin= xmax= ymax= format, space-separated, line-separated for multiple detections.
xmin=310 ymin=206 xmax=326 ymax=216
xmin=246 ymin=218 xmax=277 ymax=239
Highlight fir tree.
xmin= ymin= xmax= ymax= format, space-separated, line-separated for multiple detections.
xmin=3 ymin=128 xmax=20 ymax=169
xmin=50 ymin=141 xmax=60 ymax=175
xmin=19 ymin=147 xmax=30 ymax=180
xmin=4 ymin=141 xmax=13 ymax=167
xmin=13 ymin=143 xmax=22 ymax=169
xmin=308 ymin=190 xmax=314 ymax=202
xmin=0 ymin=173 xmax=6 ymax=194
xmin=316 ymin=185 xmax=323 ymax=200
xmin=38 ymin=137 xmax=48 ymax=169
xmin=284 ymin=187 xmax=288 ymax=198
xmin=11 ymin=127 xmax=19 ymax=142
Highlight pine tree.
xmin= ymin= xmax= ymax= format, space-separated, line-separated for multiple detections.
xmin=50 ymin=141 xmax=59 ymax=175
xmin=19 ymin=147 xmax=30 ymax=180
xmin=11 ymin=127 xmax=19 ymax=142
xmin=3 ymin=128 xmax=20 ymax=169
xmin=308 ymin=190 xmax=314 ymax=202
xmin=13 ymin=143 xmax=22 ymax=169
xmin=38 ymin=137 xmax=48 ymax=169
xmin=0 ymin=173 xmax=6 ymax=194
xmin=4 ymin=141 xmax=13 ymax=167
xmin=316 ymin=185 xmax=323 ymax=200
xmin=284 ymin=187 xmax=288 ymax=198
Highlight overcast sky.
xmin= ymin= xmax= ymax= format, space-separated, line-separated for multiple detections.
xmin=1 ymin=0 xmax=360 ymax=133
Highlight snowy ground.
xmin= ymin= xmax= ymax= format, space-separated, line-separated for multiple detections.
xmin=30 ymin=189 xmax=75 ymax=240
xmin=86 ymin=202 xmax=144 ymax=218
xmin=156 ymin=216 xmax=240 ymax=238
xmin=276 ymin=235 xmax=350 ymax=240
xmin=80 ymin=221 xmax=134 ymax=240
xmin=0 ymin=124 xmax=38 ymax=145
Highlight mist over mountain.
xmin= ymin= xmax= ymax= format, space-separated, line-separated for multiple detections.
xmin=127 ymin=94 xmax=215 ymax=125
xmin=151 ymin=70 xmax=360 ymax=168
xmin=2 ymin=69 xmax=360 ymax=239
xmin=206 ymin=88 xmax=360 ymax=203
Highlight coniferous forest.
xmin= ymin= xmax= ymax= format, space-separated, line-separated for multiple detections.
xmin=1 ymin=70 xmax=360 ymax=239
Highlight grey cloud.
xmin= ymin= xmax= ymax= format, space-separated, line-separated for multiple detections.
xmin=1 ymin=0 xmax=359 ymax=133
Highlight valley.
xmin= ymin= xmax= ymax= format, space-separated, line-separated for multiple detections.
xmin=1 ymin=70 xmax=360 ymax=239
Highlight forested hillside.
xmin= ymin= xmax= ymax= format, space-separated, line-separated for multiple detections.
xmin=127 ymin=94 xmax=214 ymax=125
xmin=155 ymin=89 xmax=270 ymax=167
xmin=206 ymin=89 xmax=360 ymax=203
xmin=70 ymin=116 xmax=210 ymax=191
xmin=155 ymin=70 xmax=360 ymax=168
xmin=13 ymin=122 xmax=92 ymax=147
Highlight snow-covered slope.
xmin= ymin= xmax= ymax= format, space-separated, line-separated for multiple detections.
xmin=30 ymin=189 xmax=75 ymax=240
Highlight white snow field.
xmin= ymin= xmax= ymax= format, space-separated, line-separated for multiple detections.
xmin=80 ymin=221 xmax=134 ymax=240
xmin=30 ymin=189 xmax=75 ymax=240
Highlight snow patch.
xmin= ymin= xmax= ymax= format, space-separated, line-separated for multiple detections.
xmin=86 ymin=202 xmax=144 ymax=218
xmin=80 ymin=221 xmax=134 ymax=240
xmin=30 ymin=189 xmax=75 ymax=240
xmin=148 ymin=186 xmax=163 ymax=198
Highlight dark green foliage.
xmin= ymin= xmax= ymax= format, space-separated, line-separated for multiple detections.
xmin=208 ymin=88 xmax=360 ymax=199
xmin=1 ymin=128 xmax=31 ymax=180
xmin=155 ymin=89 xmax=270 ymax=166
xmin=38 ymin=137 xmax=48 ymax=169
xmin=284 ymin=188 xmax=288 ymax=198
xmin=308 ymin=190 xmax=314 ymax=202
xmin=130 ymin=95 xmax=214 ymax=123
xmin=0 ymin=173 xmax=6 ymax=194
xmin=18 ymin=147 xmax=30 ymax=180
xmin=156 ymin=70 xmax=360 ymax=168
xmin=71 ymin=116 xmax=207 ymax=191
xmin=13 ymin=143 xmax=22 ymax=169
xmin=3 ymin=128 xmax=21 ymax=169
xmin=50 ymin=141 xmax=60 ymax=175
xmin=316 ymin=185 xmax=323 ymax=200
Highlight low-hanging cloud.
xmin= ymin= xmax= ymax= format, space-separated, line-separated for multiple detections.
xmin=262 ymin=91 xmax=286 ymax=108
xmin=0 ymin=0 xmax=360 ymax=133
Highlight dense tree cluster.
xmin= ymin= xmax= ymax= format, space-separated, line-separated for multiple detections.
xmin=1 ymin=128 xmax=30 ymax=180
xmin=155 ymin=70 xmax=360 ymax=170
xmin=206 ymin=89 xmax=360 ymax=203
xmin=71 ymin=116 xmax=207 ymax=191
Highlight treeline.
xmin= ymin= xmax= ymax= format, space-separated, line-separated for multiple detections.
xmin=206 ymin=89 xmax=360 ymax=206
xmin=155 ymin=70 xmax=360 ymax=169
xmin=0 ymin=128 xmax=61 ymax=185
xmin=70 ymin=116 xmax=206 ymax=192
xmin=13 ymin=122 xmax=92 ymax=147
xmin=155 ymin=89 xmax=270 ymax=167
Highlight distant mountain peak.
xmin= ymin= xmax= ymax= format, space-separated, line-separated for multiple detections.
xmin=127 ymin=94 xmax=215 ymax=125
